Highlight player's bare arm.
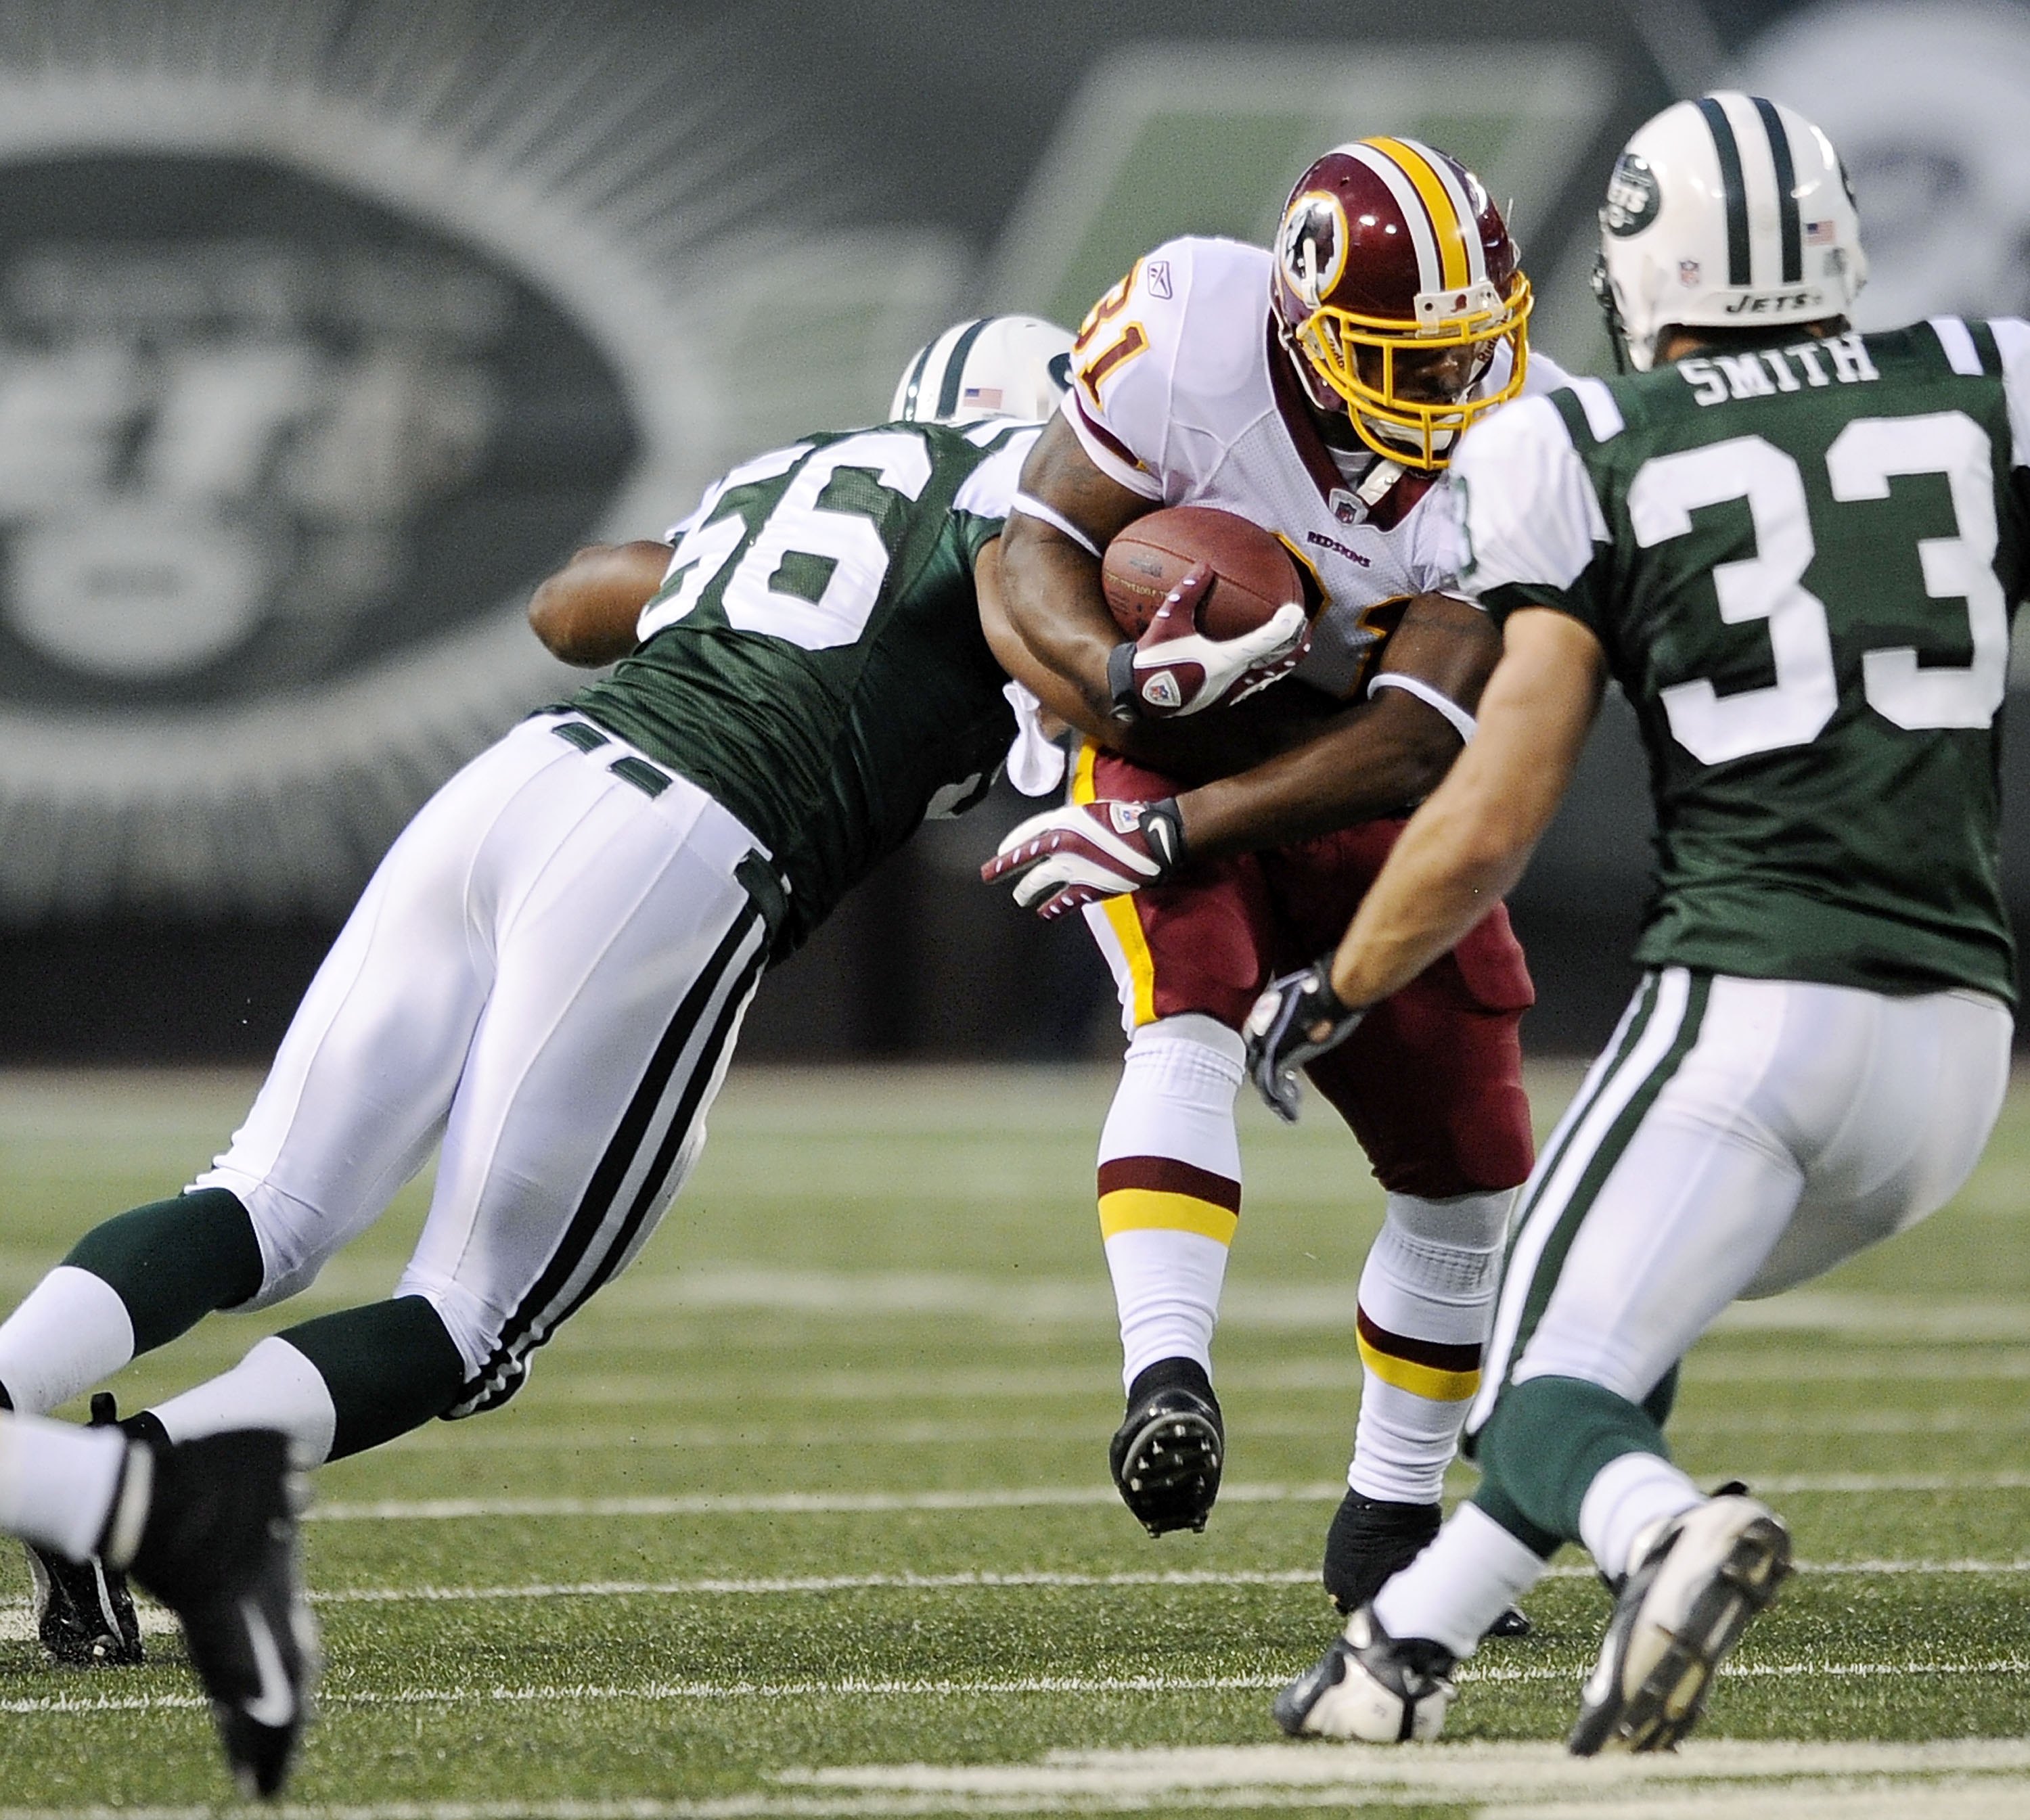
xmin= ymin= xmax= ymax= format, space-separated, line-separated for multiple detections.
xmin=983 ymin=446 xmax=1336 ymax=783
xmin=527 ymin=540 xmax=672 ymax=666
xmin=1172 ymin=591 xmax=1499 ymax=860
xmin=988 ymin=413 xmax=1156 ymax=734
xmin=1326 ymin=607 xmax=1604 ymax=1009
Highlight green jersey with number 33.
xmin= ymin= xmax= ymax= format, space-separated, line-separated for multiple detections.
xmin=570 ymin=420 xmax=1035 ymax=953
xmin=1447 ymin=317 xmax=2030 ymax=1005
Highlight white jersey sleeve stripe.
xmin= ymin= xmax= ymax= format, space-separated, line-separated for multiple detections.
xmin=951 ymin=428 xmax=1041 ymax=521
xmin=1988 ymin=317 xmax=2030 ymax=472
xmin=1450 ymin=396 xmax=1606 ymax=599
xmin=1566 ymin=377 xmax=1627 ymax=444
xmin=1929 ymin=315 xmax=1984 ymax=377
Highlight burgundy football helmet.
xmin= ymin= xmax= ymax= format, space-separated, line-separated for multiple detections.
xmin=1271 ymin=137 xmax=1532 ymax=468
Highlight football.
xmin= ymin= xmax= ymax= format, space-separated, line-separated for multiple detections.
xmin=1101 ymin=505 xmax=1306 ymax=640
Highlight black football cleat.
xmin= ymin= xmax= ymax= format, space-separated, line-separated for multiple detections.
xmin=1108 ymin=1359 xmax=1223 ymax=1536
xmin=127 ymin=1428 xmax=321 ymax=1799
xmin=23 ymin=1393 xmax=145 ymax=1666
xmin=1323 ymin=1490 xmax=1531 ymax=1638
xmin=1569 ymin=1493 xmax=1791 ymax=1756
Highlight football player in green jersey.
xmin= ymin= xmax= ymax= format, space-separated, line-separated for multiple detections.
xmin=1261 ymin=93 xmax=2026 ymax=1754
xmin=0 ymin=313 xmax=1077 ymax=1661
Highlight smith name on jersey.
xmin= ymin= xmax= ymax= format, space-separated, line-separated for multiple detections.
xmin=572 ymin=421 xmax=1035 ymax=953
xmin=1062 ymin=235 xmax=1570 ymax=698
xmin=1445 ymin=316 xmax=2030 ymax=1004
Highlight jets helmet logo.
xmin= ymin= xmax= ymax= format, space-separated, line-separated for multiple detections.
xmin=0 ymin=17 xmax=734 ymax=919
xmin=1602 ymin=152 xmax=1662 ymax=237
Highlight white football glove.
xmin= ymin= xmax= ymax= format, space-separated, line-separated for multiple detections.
xmin=982 ymin=798 xmax=1186 ymax=919
xmin=1111 ymin=564 xmax=1311 ymax=719
xmin=1242 ymin=957 xmax=1367 ymax=1124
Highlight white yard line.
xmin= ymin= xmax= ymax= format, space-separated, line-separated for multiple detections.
xmin=797 ymin=1736 xmax=2030 ymax=1792
xmin=297 ymin=1555 xmax=2030 ymax=1605
xmin=7 ymin=1553 xmax=2025 ymax=1639
xmin=304 ymin=1472 xmax=2030 ymax=1522
xmin=6 ymin=1741 xmax=2030 ymax=1819
xmin=361 ymin=1403 xmax=2028 ymax=1455
xmin=581 ymin=1271 xmax=2030 ymax=1345
xmin=9 ymin=1554 xmax=2025 ymax=1644
xmin=7 ymin=1656 xmax=2030 ymax=1722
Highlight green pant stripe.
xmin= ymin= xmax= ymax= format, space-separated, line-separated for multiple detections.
xmin=1508 ymin=970 xmax=1712 ymax=1367
xmin=1493 ymin=972 xmax=1665 ymax=1291
xmin=1464 ymin=974 xmax=1675 ymax=1457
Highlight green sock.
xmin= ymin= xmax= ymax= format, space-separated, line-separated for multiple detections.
xmin=64 ymin=1189 xmax=265 ymax=1352
xmin=1642 ymin=1362 xmax=1681 ymax=1430
xmin=1474 ymin=1374 xmax=1672 ymax=1545
xmin=279 ymin=1297 xmax=470 ymax=1461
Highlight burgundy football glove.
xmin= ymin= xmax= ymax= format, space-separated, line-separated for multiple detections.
xmin=1242 ymin=957 xmax=1366 ymax=1124
xmin=982 ymin=797 xmax=1187 ymax=919
xmin=1110 ymin=564 xmax=1310 ymax=720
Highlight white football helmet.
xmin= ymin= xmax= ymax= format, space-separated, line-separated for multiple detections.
xmin=1593 ymin=91 xmax=1868 ymax=372
xmin=890 ymin=315 xmax=1073 ymax=425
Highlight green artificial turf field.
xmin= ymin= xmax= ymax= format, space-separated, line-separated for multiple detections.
xmin=1 ymin=1062 xmax=2025 ymax=1817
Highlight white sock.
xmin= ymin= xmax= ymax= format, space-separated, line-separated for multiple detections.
xmin=1349 ymin=1191 xmax=1510 ymax=1504
xmin=0 ymin=1410 xmax=133 ymax=1562
xmin=0 ymin=1266 xmax=137 ymax=1417
xmin=1097 ymin=1016 xmax=1244 ymax=1390
xmin=150 ymin=1335 xmax=338 ymax=1465
xmin=1579 ymin=1451 xmax=1705 ymax=1583
xmin=1372 ymin=1501 xmax=1548 ymax=1660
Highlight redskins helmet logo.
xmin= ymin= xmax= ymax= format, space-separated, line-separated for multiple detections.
xmin=1278 ymin=190 xmax=1349 ymax=308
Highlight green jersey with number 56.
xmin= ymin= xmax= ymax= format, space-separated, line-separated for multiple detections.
xmin=1447 ymin=317 xmax=2030 ymax=1004
xmin=570 ymin=420 xmax=1035 ymax=953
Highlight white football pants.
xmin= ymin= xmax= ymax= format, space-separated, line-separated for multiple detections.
xmin=1472 ymin=968 xmax=2011 ymax=1432
xmin=192 ymin=712 xmax=777 ymax=1416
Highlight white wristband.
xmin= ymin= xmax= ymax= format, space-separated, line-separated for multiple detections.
xmin=1010 ymin=493 xmax=1104 ymax=559
xmin=1368 ymin=672 xmax=1476 ymax=744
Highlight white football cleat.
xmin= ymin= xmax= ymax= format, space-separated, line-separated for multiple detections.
xmin=1569 ymin=1493 xmax=1792 ymax=1756
xmin=1273 ymin=1604 xmax=1455 ymax=1743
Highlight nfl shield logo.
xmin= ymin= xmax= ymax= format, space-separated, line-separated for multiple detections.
xmin=1678 ymin=258 xmax=1702 ymax=288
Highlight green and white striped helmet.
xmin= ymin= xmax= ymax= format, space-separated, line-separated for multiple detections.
xmin=890 ymin=315 xmax=1074 ymax=424
xmin=1594 ymin=92 xmax=1868 ymax=372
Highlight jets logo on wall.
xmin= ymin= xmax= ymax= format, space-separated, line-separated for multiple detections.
xmin=0 ymin=14 xmax=745 ymax=917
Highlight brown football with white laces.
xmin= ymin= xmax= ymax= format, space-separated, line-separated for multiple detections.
xmin=1101 ymin=506 xmax=1307 ymax=639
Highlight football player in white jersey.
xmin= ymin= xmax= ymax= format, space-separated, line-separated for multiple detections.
xmin=983 ymin=139 xmax=1570 ymax=1624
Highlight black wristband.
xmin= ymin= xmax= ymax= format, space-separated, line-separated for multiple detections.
xmin=1305 ymin=953 xmax=1355 ymax=1022
xmin=1107 ymin=641 xmax=1141 ymax=722
xmin=1142 ymin=797 xmax=1187 ymax=871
